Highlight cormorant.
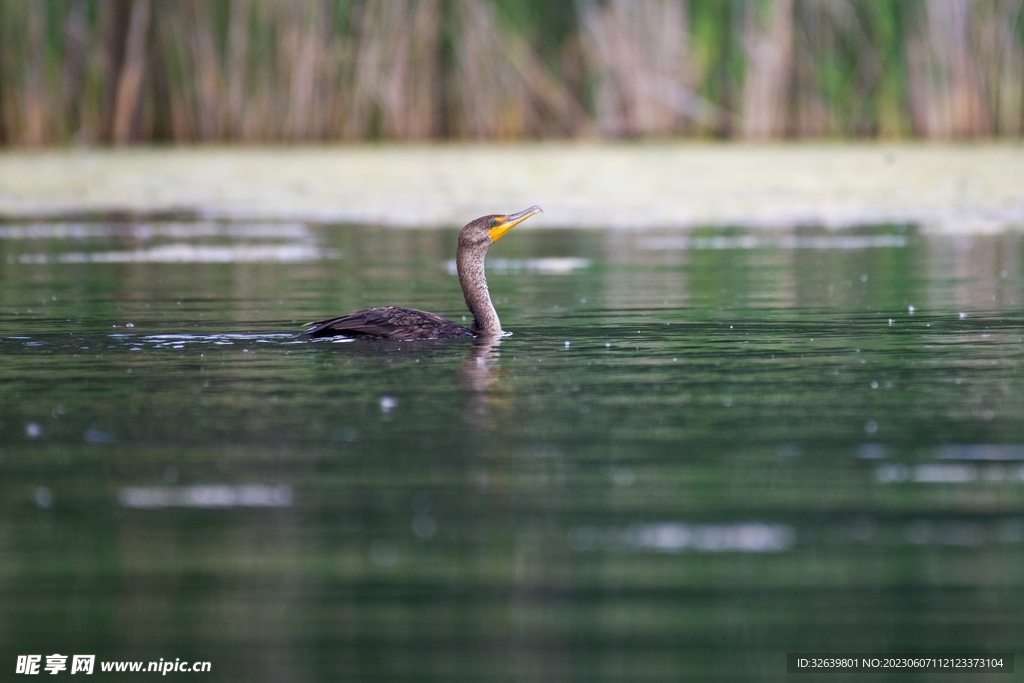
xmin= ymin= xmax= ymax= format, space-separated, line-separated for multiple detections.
xmin=301 ymin=206 xmax=542 ymax=340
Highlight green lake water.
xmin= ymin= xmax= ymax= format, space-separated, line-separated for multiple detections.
xmin=1 ymin=220 xmax=1022 ymax=681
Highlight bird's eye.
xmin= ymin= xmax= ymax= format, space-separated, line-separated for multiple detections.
xmin=490 ymin=219 xmax=498 ymax=227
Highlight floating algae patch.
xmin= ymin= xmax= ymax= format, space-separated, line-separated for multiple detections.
xmin=1 ymin=144 xmax=1024 ymax=232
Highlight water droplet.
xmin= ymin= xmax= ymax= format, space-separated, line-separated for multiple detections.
xmin=412 ymin=514 xmax=438 ymax=540
xmin=605 ymin=342 xmax=611 ymax=348
xmin=25 ymin=422 xmax=43 ymax=439
xmin=907 ymin=305 xmax=915 ymax=314
xmin=380 ymin=396 xmax=398 ymax=413
xmin=611 ymin=466 xmax=635 ymax=487
xmin=777 ymin=443 xmax=800 ymax=457
xmin=84 ymin=427 xmax=116 ymax=444
xmin=35 ymin=486 xmax=53 ymax=508
xmin=857 ymin=443 xmax=886 ymax=459
xmin=982 ymin=410 xmax=995 ymax=422
xmin=860 ymin=274 xmax=868 ymax=281
xmin=722 ymin=397 xmax=733 ymax=407
xmin=875 ymin=463 xmax=909 ymax=483
xmin=958 ymin=312 xmax=966 ymax=319
xmin=888 ymin=319 xmax=894 ymax=325
xmin=125 ymin=322 xmax=134 ymax=328
xmin=369 ymin=540 xmax=398 ymax=567
xmin=870 ymin=380 xmax=879 ymax=389
xmin=564 ymin=341 xmax=570 ymax=348
xmin=864 ymin=420 xmax=878 ymax=435
xmin=332 ymin=427 xmax=359 ymax=442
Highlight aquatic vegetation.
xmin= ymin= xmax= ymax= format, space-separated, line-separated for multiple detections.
xmin=1 ymin=0 xmax=1021 ymax=145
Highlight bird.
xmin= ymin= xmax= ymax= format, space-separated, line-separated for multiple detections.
xmin=301 ymin=206 xmax=543 ymax=340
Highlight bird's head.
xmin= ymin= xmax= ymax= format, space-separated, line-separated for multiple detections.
xmin=459 ymin=205 xmax=543 ymax=250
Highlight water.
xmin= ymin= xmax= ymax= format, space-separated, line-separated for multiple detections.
xmin=1 ymin=220 xmax=1023 ymax=681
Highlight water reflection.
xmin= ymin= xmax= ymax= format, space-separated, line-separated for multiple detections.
xmin=876 ymin=461 xmax=1024 ymax=484
xmin=460 ymin=337 xmax=504 ymax=433
xmin=568 ymin=522 xmax=797 ymax=553
xmin=119 ymin=484 xmax=293 ymax=508
xmin=18 ymin=243 xmax=328 ymax=263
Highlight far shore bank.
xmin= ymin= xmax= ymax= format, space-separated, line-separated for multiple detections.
xmin=1 ymin=142 xmax=1022 ymax=233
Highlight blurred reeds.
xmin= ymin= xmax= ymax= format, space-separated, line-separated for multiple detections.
xmin=0 ymin=0 xmax=1021 ymax=145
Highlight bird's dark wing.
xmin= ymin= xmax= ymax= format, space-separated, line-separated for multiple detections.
xmin=301 ymin=306 xmax=474 ymax=340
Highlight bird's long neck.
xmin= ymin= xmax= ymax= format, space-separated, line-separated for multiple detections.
xmin=456 ymin=245 xmax=500 ymax=336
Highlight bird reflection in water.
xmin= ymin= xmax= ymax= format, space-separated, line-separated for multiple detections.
xmin=459 ymin=336 xmax=507 ymax=434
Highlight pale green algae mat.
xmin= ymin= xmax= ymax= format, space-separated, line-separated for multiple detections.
xmin=1 ymin=142 xmax=1023 ymax=232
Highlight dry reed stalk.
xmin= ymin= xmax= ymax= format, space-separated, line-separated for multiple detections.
xmin=23 ymin=3 xmax=48 ymax=146
xmin=100 ymin=1 xmax=132 ymax=142
xmin=791 ymin=1 xmax=890 ymax=137
xmin=346 ymin=0 xmax=441 ymax=140
xmin=346 ymin=1 xmax=387 ymax=139
xmin=452 ymin=0 xmax=530 ymax=138
xmin=828 ymin=1 xmax=886 ymax=135
xmin=453 ymin=0 xmax=587 ymax=139
xmin=399 ymin=0 xmax=441 ymax=140
xmin=60 ymin=0 xmax=90 ymax=141
xmin=284 ymin=3 xmax=322 ymax=140
xmin=741 ymin=0 xmax=794 ymax=138
xmin=939 ymin=0 xmax=989 ymax=135
xmin=318 ymin=10 xmax=352 ymax=143
xmin=0 ymin=1 xmax=22 ymax=143
xmin=0 ymin=2 xmax=14 ymax=143
xmin=223 ymin=0 xmax=252 ymax=140
xmin=580 ymin=0 xmax=715 ymax=137
xmin=990 ymin=0 xmax=1023 ymax=134
xmin=907 ymin=0 xmax=990 ymax=137
xmin=112 ymin=0 xmax=151 ymax=144
xmin=189 ymin=0 xmax=223 ymax=141
xmin=505 ymin=31 xmax=593 ymax=137
xmin=246 ymin=0 xmax=283 ymax=141
xmin=155 ymin=6 xmax=196 ymax=141
xmin=790 ymin=1 xmax=831 ymax=136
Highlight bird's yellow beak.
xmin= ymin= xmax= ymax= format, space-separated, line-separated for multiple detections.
xmin=488 ymin=205 xmax=543 ymax=243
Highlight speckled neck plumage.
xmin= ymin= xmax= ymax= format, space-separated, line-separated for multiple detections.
xmin=456 ymin=243 xmax=500 ymax=336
